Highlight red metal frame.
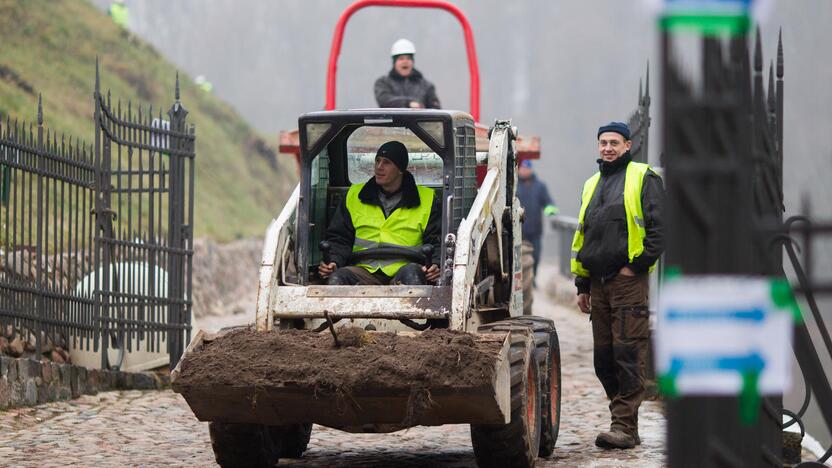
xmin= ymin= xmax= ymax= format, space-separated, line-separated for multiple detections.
xmin=325 ymin=0 xmax=480 ymax=122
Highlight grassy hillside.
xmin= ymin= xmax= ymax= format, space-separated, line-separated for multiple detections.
xmin=0 ymin=0 xmax=297 ymax=241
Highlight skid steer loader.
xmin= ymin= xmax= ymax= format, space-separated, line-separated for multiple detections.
xmin=172 ymin=109 xmax=561 ymax=467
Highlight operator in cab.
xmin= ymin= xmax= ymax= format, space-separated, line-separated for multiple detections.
xmin=319 ymin=140 xmax=442 ymax=285
xmin=374 ymin=39 xmax=441 ymax=109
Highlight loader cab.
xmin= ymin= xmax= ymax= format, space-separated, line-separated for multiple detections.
xmin=295 ymin=109 xmax=478 ymax=285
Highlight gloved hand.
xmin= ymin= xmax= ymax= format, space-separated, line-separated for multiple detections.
xmin=544 ymin=205 xmax=560 ymax=216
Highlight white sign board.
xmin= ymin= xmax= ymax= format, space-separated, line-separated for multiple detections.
xmin=655 ymin=276 xmax=795 ymax=396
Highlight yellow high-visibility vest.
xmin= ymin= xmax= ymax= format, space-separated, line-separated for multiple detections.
xmin=346 ymin=183 xmax=434 ymax=276
xmin=571 ymin=162 xmax=655 ymax=278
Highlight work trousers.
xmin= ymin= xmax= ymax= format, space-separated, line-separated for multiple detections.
xmin=590 ymin=273 xmax=650 ymax=437
xmin=327 ymin=263 xmax=426 ymax=286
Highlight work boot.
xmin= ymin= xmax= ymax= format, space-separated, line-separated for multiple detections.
xmin=633 ymin=430 xmax=641 ymax=446
xmin=595 ymin=430 xmax=636 ymax=449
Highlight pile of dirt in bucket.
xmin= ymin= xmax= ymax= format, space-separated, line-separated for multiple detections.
xmin=174 ymin=327 xmax=505 ymax=393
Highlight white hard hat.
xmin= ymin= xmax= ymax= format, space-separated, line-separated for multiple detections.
xmin=390 ymin=38 xmax=416 ymax=57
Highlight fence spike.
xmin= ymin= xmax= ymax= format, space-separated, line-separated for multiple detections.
xmin=175 ymin=71 xmax=180 ymax=101
xmin=95 ymin=56 xmax=100 ymax=93
xmin=128 ymin=100 xmax=132 ymax=121
xmin=754 ymin=27 xmax=763 ymax=72
xmin=777 ymin=29 xmax=784 ymax=79
xmin=767 ymin=61 xmax=776 ymax=112
xmin=37 ymin=94 xmax=43 ymax=126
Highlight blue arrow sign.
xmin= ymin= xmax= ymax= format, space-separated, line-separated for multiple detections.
xmin=666 ymin=307 xmax=766 ymax=322
xmin=670 ymin=352 xmax=765 ymax=375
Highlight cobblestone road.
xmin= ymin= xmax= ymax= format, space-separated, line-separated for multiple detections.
xmin=0 ymin=266 xmax=666 ymax=467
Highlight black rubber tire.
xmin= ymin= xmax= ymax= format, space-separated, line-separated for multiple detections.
xmin=208 ymin=422 xmax=281 ymax=468
xmin=274 ymin=423 xmax=313 ymax=458
xmin=471 ymin=328 xmax=542 ymax=468
xmin=521 ymin=241 xmax=535 ymax=315
xmin=479 ymin=317 xmax=561 ymax=457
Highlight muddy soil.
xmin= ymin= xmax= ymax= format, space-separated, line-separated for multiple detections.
xmin=175 ymin=328 xmax=504 ymax=393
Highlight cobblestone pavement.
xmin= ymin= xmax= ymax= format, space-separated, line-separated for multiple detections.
xmin=0 ymin=266 xmax=667 ymax=467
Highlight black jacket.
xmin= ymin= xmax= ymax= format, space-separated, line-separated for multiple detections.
xmin=374 ymin=69 xmax=441 ymax=109
xmin=326 ymin=171 xmax=442 ymax=269
xmin=517 ymin=174 xmax=555 ymax=239
xmin=575 ymin=153 xmax=664 ymax=294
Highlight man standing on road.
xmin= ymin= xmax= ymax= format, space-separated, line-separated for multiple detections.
xmin=319 ymin=140 xmax=441 ymax=286
xmin=571 ymin=122 xmax=664 ymax=449
xmin=374 ymin=39 xmax=441 ymax=109
xmin=517 ymin=159 xmax=558 ymax=280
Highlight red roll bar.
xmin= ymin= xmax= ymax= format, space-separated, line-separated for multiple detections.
xmin=325 ymin=0 xmax=480 ymax=122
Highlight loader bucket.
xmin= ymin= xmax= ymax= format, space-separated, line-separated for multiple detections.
xmin=171 ymin=328 xmax=512 ymax=429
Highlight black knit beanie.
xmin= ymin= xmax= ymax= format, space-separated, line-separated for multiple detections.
xmin=597 ymin=121 xmax=631 ymax=140
xmin=376 ymin=141 xmax=409 ymax=172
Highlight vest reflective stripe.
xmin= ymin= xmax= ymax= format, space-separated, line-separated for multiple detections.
xmin=570 ymin=162 xmax=655 ymax=278
xmin=346 ymin=183 xmax=434 ymax=276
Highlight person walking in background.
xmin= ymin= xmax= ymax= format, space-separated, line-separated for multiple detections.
xmin=374 ymin=39 xmax=441 ymax=109
xmin=571 ymin=122 xmax=664 ymax=449
xmin=517 ymin=159 xmax=558 ymax=281
xmin=108 ymin=0 xmax=129 ymax=29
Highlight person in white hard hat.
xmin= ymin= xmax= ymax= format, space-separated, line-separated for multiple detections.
xmin=374 ymin=39 xmax=441 ymax=109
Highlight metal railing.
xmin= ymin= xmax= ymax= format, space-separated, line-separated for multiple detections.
xmin=0 ymin=63 xmax=195 ymax=370
xmin=549 ymin=215 xmax=578 ymax=277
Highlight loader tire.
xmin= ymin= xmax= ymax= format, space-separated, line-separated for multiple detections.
xmin=274 ymin=423 xmax=313 ymax=458
xmin=479 ymin=317 xmax=561 ymax=457
xmin=471 ymin=330 xmax=542 ymax=468
xmin=521 ymin=241 xmax=535 ymax=315
xmin=208 ymin=422 xmax=281 ymax=468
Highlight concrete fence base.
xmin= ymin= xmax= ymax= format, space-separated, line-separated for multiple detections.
xmin=0 ymin=356 xmax=168 ymax=410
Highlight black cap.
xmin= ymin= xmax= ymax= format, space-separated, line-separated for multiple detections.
xmin=597 ymin=122 xmax=631 ymax=140
xmin=376 ymin=141 xmax=409 ymax=172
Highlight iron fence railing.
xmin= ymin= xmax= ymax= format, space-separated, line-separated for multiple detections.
xmin=0 ymin=63 xmax=195 ymax=370
xmin=549 ymin=215 xmax=578 ymax=277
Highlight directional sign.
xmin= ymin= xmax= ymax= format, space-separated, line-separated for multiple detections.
xmin=655 ymin=276 xmax=798 ymax=399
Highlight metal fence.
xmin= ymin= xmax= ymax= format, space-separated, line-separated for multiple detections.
xmin=659 ymin=28 xmax=832 ymax=467
xmin=0 ymin=63 xmax=195 ymax=370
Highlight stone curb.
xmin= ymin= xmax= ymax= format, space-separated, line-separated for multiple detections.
xmin=0 ymin=356 xmax=168 ymax=409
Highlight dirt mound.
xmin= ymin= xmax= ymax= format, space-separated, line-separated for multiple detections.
xmin=175 ymin=328 xmax=504 ymax=394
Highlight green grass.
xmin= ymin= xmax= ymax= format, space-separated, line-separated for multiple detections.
xmin=0 ymin=0 xmax=297 ymax=242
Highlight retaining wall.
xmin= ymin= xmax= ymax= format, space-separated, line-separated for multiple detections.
xmin=0 ymin=356 xmax=167 ymax=410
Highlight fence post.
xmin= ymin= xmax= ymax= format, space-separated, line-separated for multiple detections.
xmin=34 ymin=95 xmax=45 ymax=358
xmin=663 ymin=30 xmax=784 ymax=467
xmin=166 ymin=74 xmax=188 ymax=370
